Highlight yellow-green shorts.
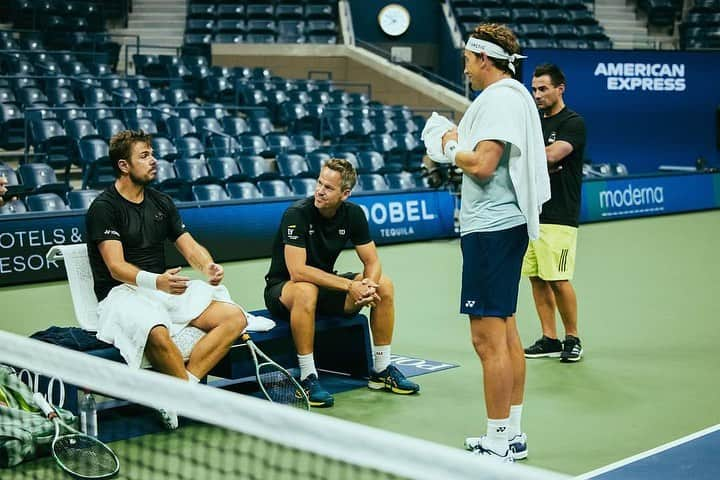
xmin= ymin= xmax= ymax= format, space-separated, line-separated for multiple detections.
xmin=522 ymin=224 xmax=578 ymax=281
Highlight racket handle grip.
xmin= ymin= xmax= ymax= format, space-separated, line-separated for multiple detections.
xmin=33 ymin=392 xmax=56 ymax=418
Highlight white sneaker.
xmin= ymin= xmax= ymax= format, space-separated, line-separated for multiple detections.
xmin=158 ymin=409 xmax=179 ymax=430
xmin=464 ymin=436 xmax=514 ymax=463
xmin=509 ymin=433 xmax=528 ymax=460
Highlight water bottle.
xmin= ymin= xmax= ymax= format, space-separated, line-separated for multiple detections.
xmin=78 ymin=390 xmax=98 ymax=437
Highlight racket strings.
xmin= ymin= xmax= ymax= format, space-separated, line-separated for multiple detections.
xmin=258 ymin=365 xmax=307 ymax=409
xmin=55 ymin=435 xmax=118 ymax=477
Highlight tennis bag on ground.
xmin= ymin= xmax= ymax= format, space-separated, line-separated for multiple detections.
xmin=0 ymin=366 xmax=76 ymax=468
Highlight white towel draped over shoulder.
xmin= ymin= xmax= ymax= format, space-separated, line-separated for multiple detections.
xmin=421 ymin=112 xmax=457 ymax=164
xmin=457 ymin=79 xmax=550 ymax=240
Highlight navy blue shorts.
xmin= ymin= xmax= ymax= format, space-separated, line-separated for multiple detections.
xmin=460 ymin=224 xmax=529 ymax=318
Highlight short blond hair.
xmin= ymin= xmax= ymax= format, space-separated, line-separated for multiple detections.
xmin=324 ymin=158 xmax=357 ymax=191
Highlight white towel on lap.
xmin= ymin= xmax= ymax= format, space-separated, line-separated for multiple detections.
xmin=96 ymin=280 xmax=242 ymax=369
xmin=421 ymin=112 xmax=457 ymax=163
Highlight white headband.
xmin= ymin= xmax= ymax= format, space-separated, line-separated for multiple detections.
xmin=464 ymin=37 xmax=527 ymax=73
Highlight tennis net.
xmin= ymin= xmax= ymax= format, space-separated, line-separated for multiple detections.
xmin=0 ymin=331 xmax=568 ymax=480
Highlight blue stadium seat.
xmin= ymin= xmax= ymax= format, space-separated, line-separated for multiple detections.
xmin=192 ymin=184 xmax=230 ymax=202
xmin=238 ymin=155 xmax=278 ymax=180
xmin=276 ymin=153 xmax=311 ymax=178
xmin=0 ymin=103 xmax=26 ymax=149
xmin=178 ymin=101 xmax=206 ymax=122
xmin=30 ymin=119 xmax=74 ymax=169
xmin=46 ymin=87 xmax=76 ymax=106
xmin=217 ymin=4 xmax=245 ymax=19
xmin=357 ymin=151 xmax=392 ymax=174
xmin=223 ymin=116 xmax=251 ymax=137
xmin=207 ymin=156 xmax=246 ymax=183
xmin=385 ymin=172 xmax=420 ymax=190
xmin=238 ymin=134 xmax=269 ymax=157
xmin=65 ymin=118 xmax=100 ymax=143
xmin=16 ymin=87 xmax=48 ymax=107
xmin=176 ymin=137 xmax=206 ymax=159
xmin=257 ymin=179 xmax=292 ymax=197
xmin=289 ymin=178 xmax=317 ymax=196
xmin=227 ymin=181 xmax=263 ymax=200
xmin=290 ymin=134 xmax=320 ymax=155
xmin=96 ymin=118 xmax=127 ymax=141
xmin=26 ymin=193 xmax=69 ymax=212
xmin=55 ymin=103 xmax=87 ymax=123
xmin=165 ymin=117 xmax=198 ymax=141
xmin=67 ymin=189 xmax=100 ymax=210
xmin=357 ymin=174 xmax=389 ymax=192
xmin=151 ymin=137 xmax=179 ymax=160
xmin=85 ymin=104 xmax=115 ymax=123
xmin=306 ymin=151 xmax=332 ymax=175
xmin=332 ymin=151 xmax=360 ymax=170
xmin=0 ymin=199 xmax=28 ymax=215
xmin=265 ymin=133 xmax=294 ymax=155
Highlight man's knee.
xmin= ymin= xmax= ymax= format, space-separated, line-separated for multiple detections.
xmin=377 ymin=275 xmax=394 ymax=300
xmin=549 ymin=279 xmax=570 ymax=293
xmin=147 ymin=325 xmax=173 ymax=350
xmin=285 ymin=282 xmax=319 ymax=314
xmin=218 ymin=304 xmax=247 ymax=335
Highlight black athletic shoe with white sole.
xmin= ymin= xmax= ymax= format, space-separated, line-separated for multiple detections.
xmin=560 ymin=335 xmax=583 ymax=362
xmin=524 ymin=335 xmax=562 ymax=358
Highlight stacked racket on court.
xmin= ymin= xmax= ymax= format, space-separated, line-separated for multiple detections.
xmin=0 ymin=331 xmax=564 ymax=480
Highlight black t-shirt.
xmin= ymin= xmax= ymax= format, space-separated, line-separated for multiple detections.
xmin=265 ymin=197 xmax=372 ymax=287
xmin=539 ymin=107 xmax=586 ymax=227
xmin=86 ymin=184 xmax=186 ymax=301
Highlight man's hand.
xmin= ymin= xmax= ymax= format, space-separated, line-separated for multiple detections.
xmin=441 ymin=127 xmax=458 ymax=150
xmin=206 ymin=263 xmax=224 ymax=286
xmin=156 ymin=267 xmax=190 ymax=295
xmin=350 ymin=278 xmax=381 ymax=308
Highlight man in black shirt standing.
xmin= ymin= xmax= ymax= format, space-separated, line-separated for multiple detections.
xmin=264 ymin=158 xmax=419 ymax=407
xmin=522 ymin=64 xmax=586 ymax=362
xmin=86 ymin=130 xmax=247 ymax=427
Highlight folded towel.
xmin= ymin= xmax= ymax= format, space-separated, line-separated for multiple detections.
xmin=421 ymin=112 xmax=456 ymax=164
xmin=246 ymin=313 xmax=276 ymax=332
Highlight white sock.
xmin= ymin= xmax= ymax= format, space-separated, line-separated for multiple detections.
xmin=298 ymin=353 xmax=317 ymax=381
xmin=509 ymin=404 xmax=523 ymax=439
xmin=373 ymin=344 xmax=391 ymax=372
xmin=485 ymin=418 xmax=510 ymax=454
xmin=186 ymin=371 xmax=200 ymax=384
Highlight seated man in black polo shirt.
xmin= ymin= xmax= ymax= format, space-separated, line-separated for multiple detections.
xmin=264 ymin=158 xmax=419 ymax=407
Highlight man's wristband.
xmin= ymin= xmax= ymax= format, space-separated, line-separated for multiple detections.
xmin=443 ymin=140 xmax=459 ymax=164
xmin=136 ymin=270 xmax=159 ymax=290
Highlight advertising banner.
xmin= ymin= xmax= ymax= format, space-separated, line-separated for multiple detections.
xmin=522 ymin=49 xmax=720 ymax=173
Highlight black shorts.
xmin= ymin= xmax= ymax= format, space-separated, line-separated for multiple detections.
xmin=460 ymin=224 xmax=529 ymax=318
xmin=264 ymin=272 xmax=359 ymax=320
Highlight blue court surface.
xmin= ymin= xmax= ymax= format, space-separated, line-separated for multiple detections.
xmin=577 ymin=425 xmax=720 ymax=480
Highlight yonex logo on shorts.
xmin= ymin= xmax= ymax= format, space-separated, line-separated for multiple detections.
xmin=464 ymin=300 xmax=476 ymax=308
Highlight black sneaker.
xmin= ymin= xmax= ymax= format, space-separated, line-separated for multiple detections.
xmin=560 ymin=335 xmax=583 ymax=362
xmin=524 ymin=336 xmax=562 ymax=358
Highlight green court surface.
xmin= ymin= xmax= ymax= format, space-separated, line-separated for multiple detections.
xmin=1 ymin=210 xmax=719 ymax=477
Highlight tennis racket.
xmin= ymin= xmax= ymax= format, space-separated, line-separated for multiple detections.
xmin=33 ymin=392 xmax=120 ymax=479
xmin=242 ymin=333 xmax=309 ymax=410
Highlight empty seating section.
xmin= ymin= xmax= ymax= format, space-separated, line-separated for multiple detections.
xmin=452 ymin=0 xmax=612 ymax=49
xmin=184 ymin=0 xmax=339 ymax=51
xmin=680 ymin=0 xmax=720 ymax=49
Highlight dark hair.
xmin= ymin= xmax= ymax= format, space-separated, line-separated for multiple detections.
xmin=109 ymin=130 xmax=152 ymax=177
xmin=533 ymin=63 xmax=566 ymax=87
xmin=324 ymin=158 xmax=357 ymax=191
xmin=470 ymin=23 xmax=520 ymax=75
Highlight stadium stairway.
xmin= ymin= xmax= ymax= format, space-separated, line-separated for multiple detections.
xmin=595 ymin=0 xmax=675 ymax=48
xmin=111 ymin=0 xmax=189 ymax=72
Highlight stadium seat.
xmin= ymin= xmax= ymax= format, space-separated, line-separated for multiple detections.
xmin=96 ymin=118 xmax=127 ymax=141
xmin=0 ymin=103 xmax=26 ymax=149
xmin=257 ymin=179 xmax=293 ymax=197
xmin=238 ymin=134 xmax=269 ymax=157
xmin=276 ymin=153 xmax=311 ymax=178
xmin=176 ymin=137 xmax=206 ymax=159
xmin=385 ymin=172 xmax=419 ymax=190
xmin=356 ymin=174 xmax=389 ymax=192
xmin=30 ymin=119 xmax=74 ymax=170
xmin=291 ymin=134 xmax=321 ymax=155
xmin=67 ymin=189 xmax=100 ymax=210
xmin=151 ymin=137 xmax=179 ymax=160
xmin=306 ymin=151 xmax=332 ymax=175
xmin=357 ymin=151 xmax=391 ymax=174
xmin=265 ymin=133 xmax=294 ymax=155
xmin=26 ymin=193 xmax=69 ymax=212
xmin=289 ymin=178 xmax=317 ymax=196
xmin=223 ymin=116 xmax=251 ymax=137
xmin=227 ymin=181 xmax=263 ymax=200
xmin=238 ymin=155 xmax=278 ymax=180
xmin=207 ymin=156 xmax=246 ymax=183
xmin=0 ymin=199 xmax=28 ymax=215
xmin=192 ymin=184 xmax=230 ymax=202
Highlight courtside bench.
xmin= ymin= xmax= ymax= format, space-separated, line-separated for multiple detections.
xmin=42 ymin=244 xmax=372 ymax=415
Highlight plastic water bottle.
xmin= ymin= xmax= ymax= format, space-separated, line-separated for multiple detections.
xmin=79 ymin=390 xmax=98 ymax=437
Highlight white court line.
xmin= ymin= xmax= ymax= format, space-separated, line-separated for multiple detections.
xmin=576 ymin=424 xmax=720 ymax=479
